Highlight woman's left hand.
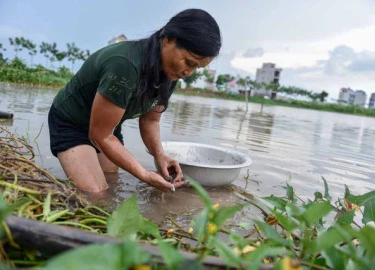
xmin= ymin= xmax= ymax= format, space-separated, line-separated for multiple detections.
xmin=155 ymin=154 xmax=183 ymax=183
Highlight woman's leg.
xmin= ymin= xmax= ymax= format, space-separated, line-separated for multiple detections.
xmin=57 ymin=145 xmax=108 ymax=192
xmin=97 ymin=152 xmax=119 ymax=172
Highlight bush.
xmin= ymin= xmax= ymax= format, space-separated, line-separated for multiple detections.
xmin=0 ymin=67 xmax=69 ymax=86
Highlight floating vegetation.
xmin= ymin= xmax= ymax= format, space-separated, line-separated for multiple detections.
xmin=1 ymin=124 xmax=375 ymax=269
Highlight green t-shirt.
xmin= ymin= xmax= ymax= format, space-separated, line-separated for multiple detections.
xmin=53 ymin=41 xmax=176 ymax=129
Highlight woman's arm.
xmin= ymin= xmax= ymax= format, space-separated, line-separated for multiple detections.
xmin=139 ymin=106 xmax=183 ymax=182
xmin=89 ymin=92 xmax=177 ymax=192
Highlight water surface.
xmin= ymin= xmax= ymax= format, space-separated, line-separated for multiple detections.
xmin=1 ymin=84 xmax=374 ymax=225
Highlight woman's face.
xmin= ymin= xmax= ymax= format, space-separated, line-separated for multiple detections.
xmin=161 ymin=37 xmax=214 ymax=81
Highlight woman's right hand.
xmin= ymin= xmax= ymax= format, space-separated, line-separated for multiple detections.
xmin=146 ymin=171 xmax=185 ymax=192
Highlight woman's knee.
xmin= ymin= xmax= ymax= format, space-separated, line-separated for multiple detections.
xmin=57 ymin=145 xmax=108 ymax=192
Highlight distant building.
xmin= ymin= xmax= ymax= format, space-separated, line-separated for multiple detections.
xmin=108 ymin=34 xmax=128 ymax=45
xmin=338 ymin=87 xmax=354 ymax=105
xmin=338 ymin=88 xmax=367 ymax=107
xmin=369 ymin=93 xmax=375 ymax=109
xmin=254 ymin=63 xmax=282 ymax=97
xmin=353 ymin=90 xmax=367 ymax=107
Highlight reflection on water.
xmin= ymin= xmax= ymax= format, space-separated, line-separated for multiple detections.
xmin=1 ymin=84 xmax=375 ymax=224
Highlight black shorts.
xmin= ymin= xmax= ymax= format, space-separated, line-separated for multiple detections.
xmin=48 ymin=105 xmax=124 ymax=157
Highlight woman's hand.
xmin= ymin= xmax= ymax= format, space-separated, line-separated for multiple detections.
xmin=146 ymin=171 xmax=185 ymax=192
xmin=155 ymin=154 xmax=184 ymax=183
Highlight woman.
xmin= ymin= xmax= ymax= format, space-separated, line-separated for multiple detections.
xmin=48 ymin=9 xmax=222 ymax=193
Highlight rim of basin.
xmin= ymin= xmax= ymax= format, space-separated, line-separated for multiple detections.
xmin=161 ymin=141 xmax=252 ymax=169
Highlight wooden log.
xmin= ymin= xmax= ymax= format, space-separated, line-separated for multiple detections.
xmin=6 ymin=215 xmax=272 ymax=269
xmin=0 ymin=111 xmax=14 ymax=119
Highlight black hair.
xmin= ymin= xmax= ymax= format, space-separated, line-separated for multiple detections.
xmin=135 ymin=9 xmax=222 ymax=111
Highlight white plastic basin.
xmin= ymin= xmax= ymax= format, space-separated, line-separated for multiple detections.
xmin=154 ymin=141 xmax=252 ymax=187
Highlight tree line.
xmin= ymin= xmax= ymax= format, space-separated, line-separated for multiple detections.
xmin=1 ymin=37 xmax=90 ymax=72
xmin=1 ymin=37 xmax=328 ymax=102
xmin=183 ymin=71 xmax=329 ymax=102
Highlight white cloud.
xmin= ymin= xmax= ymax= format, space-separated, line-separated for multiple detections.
xmin=223 ymin=23 xmax=375 ymax=98
xmin=243 ymin=48 xmax=264 ymax=58
xmin=313 ymin=24 xmax=375 ymax=52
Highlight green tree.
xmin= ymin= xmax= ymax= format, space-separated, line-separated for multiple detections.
xmin=9 ymin=57 xmax=27 ymax=70
xmin=9 ymin=37 xmax=23 ymax=57
xmin=66 ymin=42 xmax=81 ymax=73
xmin=236 ymin=77 xmax=247 ymax=90
xmin=319 ymin=91 xmax=329 ymax=102
xmin=39 ymin=42 xmax=50 ymax=67
xmin=47 ymin=42 xmax=59 ymax=68
xmin=58 ymin=66 xmax=73 ymax=78
xmin=310 ymin=90 xmax=329 ymax=102
xmin=215 ymin=74 xmax=233 ymax=91
xmin=202 ymin=68 xmax=215 ymax=84
xmin=263 ymin=82 xmax=280 ymax=99
xmin=78 ymin=49 xmax=90 ymax=62
xmin=183 ymin=70 xmax=202 ymax=89
xmin=0 ymin=43 xmax=6 ymax=65
xmin=20 ymin=38 xmax=37 ymax=66
xmin=56 ymin=51 xmax=67 ymax=66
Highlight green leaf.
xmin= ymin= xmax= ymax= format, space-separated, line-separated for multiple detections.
xmin=321 ymin=247 xmax=346 ymax=270
xmin=42 ymin=192 xmax=51 ymax=221
xmin=359 ymin=225 xmax=375 ymax=257
xmin=271 ymin=210 xmax=299 ymax=232
xmin=285 ymin=202 xmax=304 ymax=220
xmin=213 ymin=204 xmax=243 ymax=228
xmin=211 ymin=238 xmax=242 ymax=267
xmin=0 ymin=194 xmax=27 ymax=222
xmin=239 ymin=222 xmax=251 ymax=229
xmin=121 ymin=240 xmax=151 ymax=268
xmin=344 ymin=185 xmax=350 ymax=199
xmin=229 ymin=232 xmax=248 ymax=248
xmin=44 ymin=243 xmax=126 ymax=269
xmin=107 ymin=195 xmax=141 ymax=238
xmin=46 ymin=209 xmax=70 ymax=223
xmin=192 ymin=208 xmax=209 ymax=242
xmin=254 ymin=221 xmax=289 ymax=246
xmin=286 ymin=183 xmax=295 ymax=202
xmin=188 ymin=179 xmax=212 ymax=208
xmin=302 ymin=201 xmax=332 ymax=225
xmin=244 ymin=243 xmax=287 ymax=269
xmin=347 ymin=190 xmax=375 ymax=206
xmin=139 ymin=218 xmax=160 ymax=239
xmin=158 ymin=241 xmax=184 ymax=270
xmin=309 ymin=228 xmax=342 ymax=254
xmin=362 ymin=199 xmax=375 ymax=224
xmin=335 ymin=210 xmax=355 ymax=226
xmin=309 ymin=225 xmax=357 ymax=254
xmin=322 ymin=177 xmax=332 ymax=200
xmin=314 ymin=191 xmax=323 ymax=201
xmin=262 ymin=196 xmax=287 ymax=211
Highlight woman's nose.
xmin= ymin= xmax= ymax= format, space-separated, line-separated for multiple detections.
xmin=183 ymin=70 xmax=193 ymax=77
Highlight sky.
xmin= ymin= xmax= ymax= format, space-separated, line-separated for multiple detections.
xmin=1 ymin=0 xmax=375 ymax=101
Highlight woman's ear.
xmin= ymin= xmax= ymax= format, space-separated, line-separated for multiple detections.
xmin=163 ymin=36 xmax=176 ymax=47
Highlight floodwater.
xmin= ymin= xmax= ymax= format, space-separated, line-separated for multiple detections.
xmin=1 ymin=84 xmax=375 ymax=226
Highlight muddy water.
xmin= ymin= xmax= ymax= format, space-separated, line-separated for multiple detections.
xmin=1 ymin=84 xmax=374 ymax=226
